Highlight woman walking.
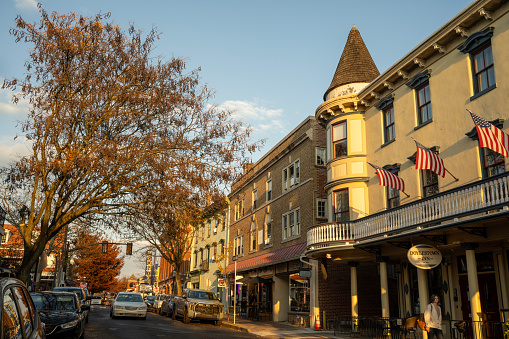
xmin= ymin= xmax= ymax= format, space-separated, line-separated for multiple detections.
xmin=424 ymin=294 xmax=443 ymax=339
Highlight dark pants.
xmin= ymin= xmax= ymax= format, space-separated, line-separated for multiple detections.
xmin=428 ymin=327 xmax=444 ymax=339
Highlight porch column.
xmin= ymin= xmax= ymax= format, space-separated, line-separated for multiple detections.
xmin=377 ymin=256 xmax=390 ymax=318
xmin=496 ymin=253 xmax=509 ymax=310
xmin=417 ymin=267 xmax=429 ymax=339
xmin=402 ymin=263 xmax=412 ymax=317
xmin=349 ymin=261 xmax=359 ymax=324
xmin=441 ymin=262 xmax=452 ymax=319
xmin=310 ymin=259 xmax=319 ymax=329
xmin=462 ymin=242 xmax=482 ymax=338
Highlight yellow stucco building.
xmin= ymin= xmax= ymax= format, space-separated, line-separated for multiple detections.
xmin=307 ymin=0 xmax=509 ymax=337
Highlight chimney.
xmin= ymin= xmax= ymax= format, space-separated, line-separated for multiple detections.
xmin=243 ymin=162 xmax=253 ymax=174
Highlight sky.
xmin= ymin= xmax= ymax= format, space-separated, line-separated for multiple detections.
xmin=0 ymin=0 xmax=474 ymax=277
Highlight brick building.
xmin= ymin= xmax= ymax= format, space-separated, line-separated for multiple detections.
xmin=226 ymin=116 xmax=327 ymax=325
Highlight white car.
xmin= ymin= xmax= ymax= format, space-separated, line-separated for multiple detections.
xmin=110 ymin=292 xmax=147 ymax=319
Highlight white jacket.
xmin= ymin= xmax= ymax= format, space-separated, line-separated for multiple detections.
xmin=424 ymin=303 xmax=442 ymax=330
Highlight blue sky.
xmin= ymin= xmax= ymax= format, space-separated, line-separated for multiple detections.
xmin=0 ymin=0 xmax=473 ymax=277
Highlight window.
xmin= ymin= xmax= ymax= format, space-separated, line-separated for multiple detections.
xmin=458 ymin=27 xmax=496 ymax=98
xmin=290 ymin=273 xmax=310 ymax=312
xmin=201 ymin=224 xmax=205 ymax=239
xmin=482 ymin=148 xmax=505 ymax=178
xmin=422 ymin=170 xmax=439 ymax=197
xmin=384 ymin=106 xmax=395 ymax=143
xmin=252 ymin=189 xmax=257 ymax=210
xmin=207 ymin=220 xmax=211 ymax=237
xmin=387 ymin=187 xmax=400 ymax=209
xmin=221 ymin=213 xmax=226 ymax=230
xmin=264 ymin=213 xmax=272 ymax=245
xmin=282 ymin=208 xmax=300 ymax=240
xmin=316 ymin=148 xmax=326 ymax=166
xmin=220 ymin=241 xmax=225 ymax=255
xmin=3 ymin=288 xmax=22 ymax=339
xmin=234 ymin=233 xmax=244 ymax=257
xmin=332 ymin=122 xmax=347 ymax=158
xmin=416 ymin=83 xmax=432 ymax=125
xmin=13 ymin=286 xmax=34 ymax=338
xmin=266 ymin=179 xmax=272 ymax=201
xmin=282 ymin=160 xmax=300 ymax=191
xmin=213 ymin=244 xmax=217 ymax=260
xmin=193 ymin=251 xmax=198 ymax=267
xmin=250 ymin=221 xmax=257 ymax=252
xmin=473 ymin=45 xmax=495 ymax=94
xmin=333 ymin=189 xmax=349 ymax=222
xmin=200 ymin=249 xmax=203 ymax=265
xmin=235 ymin=199 xmax=244 ymax=221
xmin=317 ymin=199 xmax=327 ymax=219
xmin=1 ymin=230 xmax=9 ymax=244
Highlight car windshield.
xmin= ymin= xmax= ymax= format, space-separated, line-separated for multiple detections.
xmin=32 ymin=294 xmax=77 ymax=311
xmin=146 ymin=296 xmax=156 ymax=301
xmin=116 ymin=294 xmax=143 ymax=302
xmin=187 ymin=291 xmax=217 ymax=300
xmin=53 ymin=288 xmax=82 ymax=299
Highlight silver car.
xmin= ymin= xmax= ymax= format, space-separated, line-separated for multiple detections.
xmin=110 ymin=292 xmax=147 ymax=319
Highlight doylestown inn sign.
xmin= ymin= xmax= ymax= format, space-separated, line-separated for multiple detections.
xmin=407 ymin=244 xmax=442 ymax=269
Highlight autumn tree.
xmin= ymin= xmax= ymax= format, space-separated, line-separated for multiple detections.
xmin=71 ymin=232 xmax=124 ymax=294
xmin=0 ymin=6 xmax=261 ymax=283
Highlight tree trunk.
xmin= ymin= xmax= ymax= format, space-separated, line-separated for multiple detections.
xmin=175 ymin=270 xmax=183 ymax=295
xmin=16 ymin=243 xmax=46 ymax=287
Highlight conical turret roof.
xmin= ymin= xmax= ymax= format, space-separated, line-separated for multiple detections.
xmin=323 ymin=25 xmax=379 ymax=101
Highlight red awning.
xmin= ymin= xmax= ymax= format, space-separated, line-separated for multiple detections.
xmin=225 ymin=241 xmax=306 ymax=273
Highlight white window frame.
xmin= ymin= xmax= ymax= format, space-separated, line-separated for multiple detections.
xmin=282 ymin=208 xmax=300 ymax=240
xmin=266 ymin=179 xmax=272 ymax=201
xmin=250 ymin=220 xmax=257 ymax=252
xmin=252 ymin=189 xmax=257 ymax=210
xmin=234 ymin=234 xmax=244 ymax=257
xmin=282 ymin=159 xmax=300 ymax=192
xmin=207 ymin=220 xmax=211 ymax=237
xmin=317 ymin=199 xmax=327 ymax=219
xmin=264 ymin=213 xmax=272 ymax=245
xmin=316 ymin=148 xmax=326 ymax=166
xmin=235 ymin=199 xmax=244 ymax=221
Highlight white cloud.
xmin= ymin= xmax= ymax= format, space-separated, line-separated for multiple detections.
xmin=218 ymin=100 xmax=283 ymax=121
xmin=0 ymin=86 xmax=30 ymax=117
xmin=0 ymin=136 xmax=30 ymax=167
xmin=14 ymin=0 xmax=38 ymax=11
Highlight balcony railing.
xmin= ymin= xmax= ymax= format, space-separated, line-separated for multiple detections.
xmin=308 ymin=172 xmax=509 ymax=249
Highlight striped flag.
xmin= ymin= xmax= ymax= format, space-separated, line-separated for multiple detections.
xmin=468 ymin=110 xmax=509 ymax=157
xmin=368 ymin=163 xmax=405 ymax=192
xmin=414 ymin=140 xmax=446 ymax=178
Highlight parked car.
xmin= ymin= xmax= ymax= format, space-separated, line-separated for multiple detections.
xmin=51 ymin=287 xmax=89 ymax=323
xmin=110 ymin=292 xmax=147 ymax=319
xmin=172 ymin=289 xmax=223 ymax=325
xmin=160 ymin=294 xmax=175 ymax=317
xmin=90 ymin=295 xmax=102 ymax=305
xmin=153 ymin=294 xmax=169 ymax=314
xmin=144 ymin=295 xmax=156 ymax=312
xmin=31 ymin=291 xmax=89 ymax=339
xmin=0 ymin=276 xmax=46 ymax=339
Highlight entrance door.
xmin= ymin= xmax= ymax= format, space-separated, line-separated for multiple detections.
xmin=459 ymin=273 xmax=500 ymax=338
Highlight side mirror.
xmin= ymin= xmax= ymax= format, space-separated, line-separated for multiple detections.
xmin=81 ymin=304 xmax=91 ymax=311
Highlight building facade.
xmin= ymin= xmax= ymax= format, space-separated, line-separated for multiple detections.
xmin=226 ymin=116 xmax=327 ymax=326
xmin=188 ymin=205 xmax=230 ymax=310
xmin=307 ymin=0 xmax=509 ymax=337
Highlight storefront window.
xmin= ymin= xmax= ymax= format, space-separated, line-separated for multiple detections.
xmin=289 ymin=273 xmax=310 ymax=312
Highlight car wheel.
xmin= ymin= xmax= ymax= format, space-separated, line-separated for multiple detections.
xmin=214 ymin=320 xmax=222 ymax=326
xmin=183 ymin=309 xmax=190 ymax=324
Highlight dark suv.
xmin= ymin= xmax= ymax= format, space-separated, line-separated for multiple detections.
xmin=0 ymin=276 xmax=46 ymax=338
xmin=51 ymin=287 xmax=90 ymax=323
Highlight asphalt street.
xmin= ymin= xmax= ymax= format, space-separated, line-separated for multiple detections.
xmin=84 ymin=305 xmax=258 ymax=339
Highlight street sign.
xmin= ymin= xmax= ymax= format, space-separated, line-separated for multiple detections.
xmin=218 ymin=279 xmax=226 ymax=287
xmin=80 ymin=282 xmax=87 ymax=289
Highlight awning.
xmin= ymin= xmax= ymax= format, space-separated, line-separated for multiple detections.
xmin=225 ymin=241 xmax=306 ymax=273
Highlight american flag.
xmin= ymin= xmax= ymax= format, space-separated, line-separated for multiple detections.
xmin=414 ymin=140 xmax=446 ymax=178
xmin=368 ymin=163 xmax=405 ymax=192
xmin=468 ymin=110 xmax=509 ymax=157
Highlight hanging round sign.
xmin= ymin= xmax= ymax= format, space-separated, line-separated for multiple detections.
xmin=407 ymin=244 xmax=442 ymax=269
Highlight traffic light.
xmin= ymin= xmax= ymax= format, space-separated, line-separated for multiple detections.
xmin=101 ymin=241 xmax=108 ymax=253
xmin=126 ymin=243 xmax=133 ymax=255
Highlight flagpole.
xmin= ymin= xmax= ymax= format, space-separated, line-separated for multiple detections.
xmin=445 ymin=168 xmax=459 ymax=181
xmin=402 ymin=191 xmax=410 ymax=198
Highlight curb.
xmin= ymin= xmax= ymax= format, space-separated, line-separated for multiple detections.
xmin=221 ymin=322 xmax=253 ymax=333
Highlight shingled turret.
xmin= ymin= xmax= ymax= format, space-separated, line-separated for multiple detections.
xmin=323 ymin=25 xmax=379 ymax=101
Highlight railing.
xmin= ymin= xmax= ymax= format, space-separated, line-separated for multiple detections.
xmin=329 ymin=315 xmax=508 ymax=339
xmin=307 ymin=173 xmax=509 ymax=249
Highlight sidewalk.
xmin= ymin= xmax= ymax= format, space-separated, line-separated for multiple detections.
xmin=221 ymin=317 xmax=349 ymax=339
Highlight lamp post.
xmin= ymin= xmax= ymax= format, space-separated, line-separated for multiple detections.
xmin=232 ymin=255 xmax=237 ymax=325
